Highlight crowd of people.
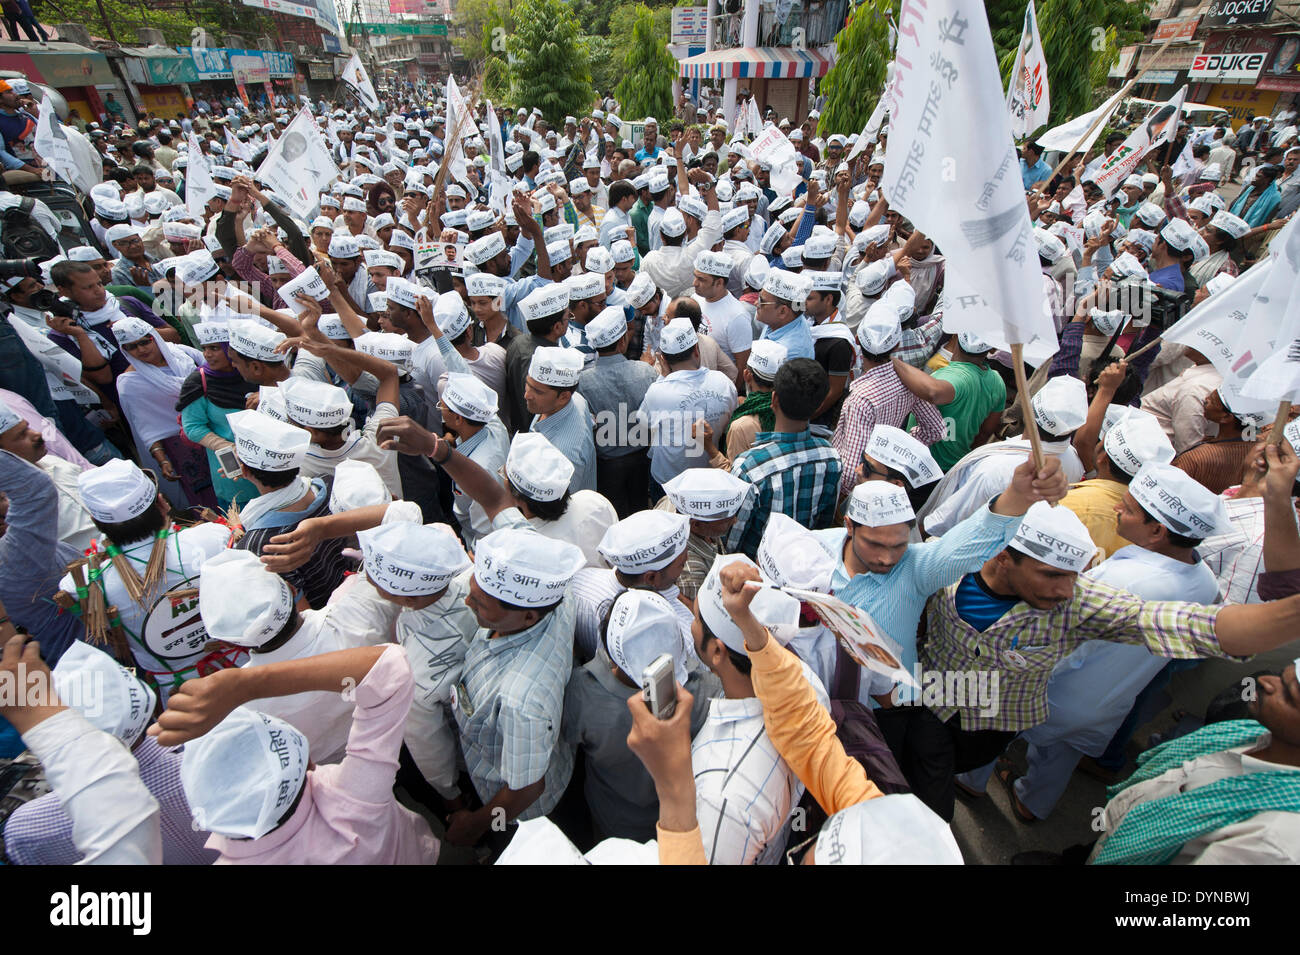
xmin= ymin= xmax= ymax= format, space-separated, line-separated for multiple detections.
xmin=0 ymin=69 xmax=1298 ymax=867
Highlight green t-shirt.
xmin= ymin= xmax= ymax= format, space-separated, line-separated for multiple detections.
xmin=918 ymin=360 xmax=1007 ymax=471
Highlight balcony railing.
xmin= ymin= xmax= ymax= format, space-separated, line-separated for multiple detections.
xmin=712 ymin=0 xmax=848 ymax=50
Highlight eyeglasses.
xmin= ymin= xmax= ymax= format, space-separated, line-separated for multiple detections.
xmin=755 ymin=299 xmax=783 ymax=311
xmin=123 ymin=338 xmax=152 ymax=352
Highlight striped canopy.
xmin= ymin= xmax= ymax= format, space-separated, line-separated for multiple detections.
xmin=678 ymin=46 xmax=834 ymax=80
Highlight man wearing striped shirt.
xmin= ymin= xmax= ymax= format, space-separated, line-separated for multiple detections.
xmin=526 ymin=346 xmax=597 ymax=494
xmin=727 ymin=358 xmax=842 ymax=559
xmin=832 ymin=308 xmax=944 ymax=497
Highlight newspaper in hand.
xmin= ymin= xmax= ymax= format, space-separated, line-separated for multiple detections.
xmin=783 ymin=587 xmax=920 ymax=690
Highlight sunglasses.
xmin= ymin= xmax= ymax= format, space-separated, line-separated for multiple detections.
xmin=123 ymin=338 xmax=152 ymax=352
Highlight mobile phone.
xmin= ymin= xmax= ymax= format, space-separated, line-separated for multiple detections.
xmin=215 ymin=444 xmax=241 ymax=480
xmin=642 ymin=653 xmax=677 ymax=720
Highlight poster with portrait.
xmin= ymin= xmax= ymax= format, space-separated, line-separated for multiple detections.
xmin=255 ymin=107 xmax=338 ymax=220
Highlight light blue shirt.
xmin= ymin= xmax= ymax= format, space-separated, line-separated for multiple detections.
xmin=759 ymin=315 xmax=816 ymax=360
xmin=532 ymin=391 xmax=597 ymax=493
xmin=453 ymin=512 xmax=575 ymax=817
xmin=814 ymin=503 xmax=1021 ymax=704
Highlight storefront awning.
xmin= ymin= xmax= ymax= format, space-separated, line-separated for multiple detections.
xmin=678 ymin=46 xmax=833 ymax=80
xmin=120 ymin=46 xmax=201 ymax=85
xmin=0 ymin=40 xmax=114 ymax=87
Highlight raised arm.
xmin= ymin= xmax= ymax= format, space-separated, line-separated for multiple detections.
xmin=1262 ymin=441 xmax=1300 ymax=574
xmin=892 ymin=355 xmax=955 ymax=405
xmin=149 ymin=644 xmax=389 ymax=747
xmin=374 ymin=420 xmax=513 ymax=519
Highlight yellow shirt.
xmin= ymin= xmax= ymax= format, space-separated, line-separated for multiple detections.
xmin=1062 ymin=478 xmax=1133 ymax=561
xmin=656 ymin=638 xmax=883 ymax=864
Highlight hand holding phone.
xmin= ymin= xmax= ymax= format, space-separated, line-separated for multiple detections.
xmin=642 ymin=653 xmax=678 ymax=720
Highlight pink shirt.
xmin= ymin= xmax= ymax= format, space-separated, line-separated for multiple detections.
xmin=208 ymin=645 xmax=440 ymax=865
xmin=0 ymin=388 xmax=92 ymax=470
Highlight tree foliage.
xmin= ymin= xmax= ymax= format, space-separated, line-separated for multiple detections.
xmin=507 ymin=0 xmax=595 ymax=125
xmin=33 ymin=0 xmax=272 ymax=45
xmin=615 ymin=5 xmax=676 ymax=121
xmin=818 ymin=0 xmax=1145 ymax=140
xmin=451 ymin=0 xmax=511 ymax=60
xmin=817 ymin=0 xmax=893 ymax=136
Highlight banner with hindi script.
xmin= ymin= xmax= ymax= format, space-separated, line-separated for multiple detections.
xmin=340 ymin=53 xmax=380 ymax=112
xmin=1239 ymin=218 xmax=1300 ymax=403
xmin=1162 ymin=257 xmax=1277 ymax=415
xmin=255 ymin=108 xmax=338 ymax=221
xmin=882 ymin=0 xmax=1054 ymax=355
xmin=1088 ymin=86 xmax=1186 ymax=198
xmin=1007 ymin=0 xmax=1050 ymax=140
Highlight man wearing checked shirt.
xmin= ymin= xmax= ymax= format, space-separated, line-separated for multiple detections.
xmin=374 ymin=419 xmax=587 ymax=852
xmin=813 ymin=448 xmax=1066 ymax=764
xmin=905 ymin=499 xmax=1300 ymax=823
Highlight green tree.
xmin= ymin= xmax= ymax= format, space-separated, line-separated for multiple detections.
xmin=587 ymin=35 xmax=621 ymax=94
xmin=614 ymin=5 xmax=676 ymax=119
xmin=452 ymin=0 xmax=510 ymax=60
xmin=32 ymin=0 xmax=268 ymax=45
xmin=508 ymin=0 xmax=595 ymax=125
xmin=817 ymin=0 xmax=893 ymax=135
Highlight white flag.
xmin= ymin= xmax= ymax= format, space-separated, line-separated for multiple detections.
xmin=1239 ymin=218 xmax=1300 ymax=403
xmin=255 ymin=108 xmax=338 ymax=221
xmin=1088 ymin=86 xmax=1186 ymax=198
xmin=224 ymin=127 xmax=253 ymax=162
xmin=185 ymin=134 xmax=216 ymax=219
xmin=445 ymin=74 xmax=470 ymax=182
xmin=883 ymin=0 xmax=1053 ymax=353
xmin=33 ymin=104 xmax=100 ymax=195
xmin=1006 ymin=0 xmax=1050 ymax=140
xmin=485 ymin=101 xmax=506 ymax=175
xmin=1035 ymin=87 xmax=1124 ymax=154
xmin=1162 ymin=257 xmax=1277 ymax=414
xmin=749 ymin=125 xmax=801 ymax=195
xmin=341 ymin=53 xmax=380 ymax=112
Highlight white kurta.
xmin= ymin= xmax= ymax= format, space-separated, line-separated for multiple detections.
xmin=242 ymin=573 xmax=399 ymax=764
xmin=923 ymin=437 xmax=1084 ymax=537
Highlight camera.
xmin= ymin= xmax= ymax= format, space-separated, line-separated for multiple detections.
xmin=0 ymin=257 xmax=43 ymax=283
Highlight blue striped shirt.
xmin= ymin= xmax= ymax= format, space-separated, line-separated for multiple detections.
xmin=532 ymin=391 xmax=597 ymax=493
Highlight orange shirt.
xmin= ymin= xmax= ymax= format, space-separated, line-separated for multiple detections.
xmin=656 ymin=638 xmax=883 ymax=864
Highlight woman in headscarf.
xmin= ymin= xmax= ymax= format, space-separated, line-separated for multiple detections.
xmin=111 ymin=315 xmax=217 ymax=509
xmin=176 ymin=317 xmax=260 ymax=509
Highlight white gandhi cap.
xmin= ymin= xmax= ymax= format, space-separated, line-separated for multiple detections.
xmin=1009 ymin=500 xmax=1095 ymax=572
xmin=473 ymin=526 xmax=586 ymax=608
xmin=181 ymin=706 xmax=309 ymax=840
xmin=597 ymin=509 xmax=690 ymax=574
xmin=199 ymin=549 xmax=294 ymax=648
xmin=358 ymin=521 xmax=470 ymax=596
xmin=605 ymin=589 xmax=690 ymax=687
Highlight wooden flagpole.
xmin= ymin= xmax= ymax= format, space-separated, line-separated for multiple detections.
xmin=1011 ymin=343 xmax=1047 ymax=477
xmin=1268 ymin=400 xmax=1293 ymax=445
xmin=1034 ymin=32 xmax=1184 ymax=193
